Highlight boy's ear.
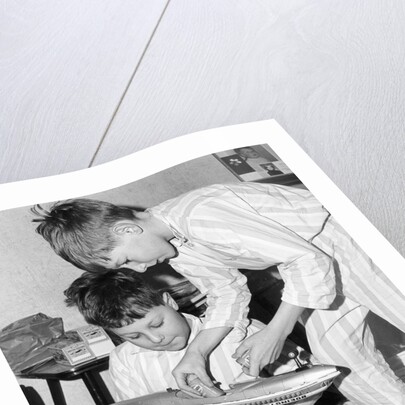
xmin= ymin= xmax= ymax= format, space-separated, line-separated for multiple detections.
xmin=112 ymin=221 xmax=143 ymax=235
xmin=162 ymin=292 xmax=179 ymax=310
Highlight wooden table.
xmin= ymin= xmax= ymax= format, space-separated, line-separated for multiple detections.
xmin=17 ymin=357 xmax=114 ymax=405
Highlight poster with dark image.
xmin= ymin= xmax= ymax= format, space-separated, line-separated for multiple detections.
xmin=220 ymin=154 xmax=255 ymax=175
xmin=213 ymin=144 xmax=300 ymax=185
xmin=261 ymin=163 xmax=283 ymax=176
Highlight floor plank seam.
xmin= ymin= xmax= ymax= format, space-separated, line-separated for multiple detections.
xmin=88 ymin=0 xmax=172 ymax=168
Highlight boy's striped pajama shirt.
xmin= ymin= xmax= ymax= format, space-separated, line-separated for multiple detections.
xmin=149 ymin=182 xmax=405 ymax=404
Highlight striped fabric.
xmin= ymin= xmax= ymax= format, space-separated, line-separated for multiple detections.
xmin=305 ymin=217 xmax=405 ymax=404
xmin=149 ymin=182 xmax=334 ymax=331
xmin=109 ymin=314 xmax=317 ymax=403
xmin=148 ymin=182 xmax=405 ymax=404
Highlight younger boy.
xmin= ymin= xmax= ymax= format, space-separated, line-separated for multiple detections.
xmin=64 ymin=269 xmax=317 ymax=403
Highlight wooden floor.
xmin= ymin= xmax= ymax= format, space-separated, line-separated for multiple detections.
xmin=2 ymin=1 xmax=405 ymax=257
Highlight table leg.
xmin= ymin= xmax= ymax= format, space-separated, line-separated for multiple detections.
xmin=46 ymin=379 xmax=67 ymax=405
xmin=81 ymin=371 xmax=114 ymax=405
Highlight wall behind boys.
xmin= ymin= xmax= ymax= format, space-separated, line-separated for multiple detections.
xmin=0 ymin=154 xmax=236 ymax=405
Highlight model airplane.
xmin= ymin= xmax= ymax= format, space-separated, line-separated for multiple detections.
xmin=117 ymin=362 xmax=340 ymax=405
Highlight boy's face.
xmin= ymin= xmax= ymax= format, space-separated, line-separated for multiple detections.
xmin=106 ymin=221 xmax=177 ymax=273
xmin=110 ymin=295 xmax=191 ymax=351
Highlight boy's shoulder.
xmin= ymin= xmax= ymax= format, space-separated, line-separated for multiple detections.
xmin=149 ymin=183 xmax=258 ymax=220
xmin=150 ymin=184 xmax=227 ymax=210
xmin=151 ymin=182 xmax=295 ymax=214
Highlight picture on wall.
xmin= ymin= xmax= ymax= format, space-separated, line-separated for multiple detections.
xmin=213 ymin=144 xmax=300 ymax=185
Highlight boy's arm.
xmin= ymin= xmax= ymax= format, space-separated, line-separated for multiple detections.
xmin=187 ymin=186 xmax=337 ymax=312
xmin=172 ymin=264 xmax=252 ymax=332
xmin=172 ymin=326 xmax=232 ymax=394
xmin=169 ymin=265 xmax=252 ymax=394
xmin=233 ymin=301 xmax=305 ymax=376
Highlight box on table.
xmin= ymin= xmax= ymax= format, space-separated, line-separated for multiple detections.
xmin=76 ymin=325 xmax=115 ymax=357
xmin=48 ymin=326 xmax=115 ymax=366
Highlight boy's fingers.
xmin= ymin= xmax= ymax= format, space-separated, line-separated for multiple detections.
xmin=242 ymin=365 xmax=253 ymax=376
xmin=173 ymin=369 xmax=214 ymax=396
xmin=244 ymin=356 xmax=260 ymax=377
xmin=245 ymin=363 xmax=260 ymax=377
xmin=194 ymin=371 xmax=214 ymax=387
xmin=232 ymin=343 xmax=249 ymax=359
xmin=241 ymin=362 xmax=259 ymax=377
xmin=235 ymin=354 xmax=249 ymax=366
xmin=174 ymin=374 xmax=202 ymax=396
xmin=180 ymin=383 xmax=203 ymax=398
xmin=182 ymin=389 xmax=203 ymax=398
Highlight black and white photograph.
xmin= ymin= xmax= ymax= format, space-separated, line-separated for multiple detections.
xmin=0 ymin=134 xmax=404 ymax=405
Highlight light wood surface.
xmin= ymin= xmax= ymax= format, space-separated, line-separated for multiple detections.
xmin=2 ymin=1 xmax=404 ymax=256
xmin=0 ymin=0 xmax=168 ymax=180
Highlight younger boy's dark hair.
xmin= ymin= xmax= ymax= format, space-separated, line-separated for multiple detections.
xmin=64 ymin=269 xmax=165 ymax=329
xmin=32 ymin=199 xmax=138 ymax=271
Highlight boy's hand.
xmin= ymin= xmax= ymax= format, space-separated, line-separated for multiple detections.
xmin=233 ymin=326 xmax=287 ymax=376
xmin=172 ymin=351 xmax=213 ymax=396
xmin=233 ymin=301 xmax=305 ymax=376
xmin=172 ymin=326 xmax=232 ymax=395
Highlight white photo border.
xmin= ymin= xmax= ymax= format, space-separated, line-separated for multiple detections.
xmin=1 ymin=120 xmax=404 ymax=403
